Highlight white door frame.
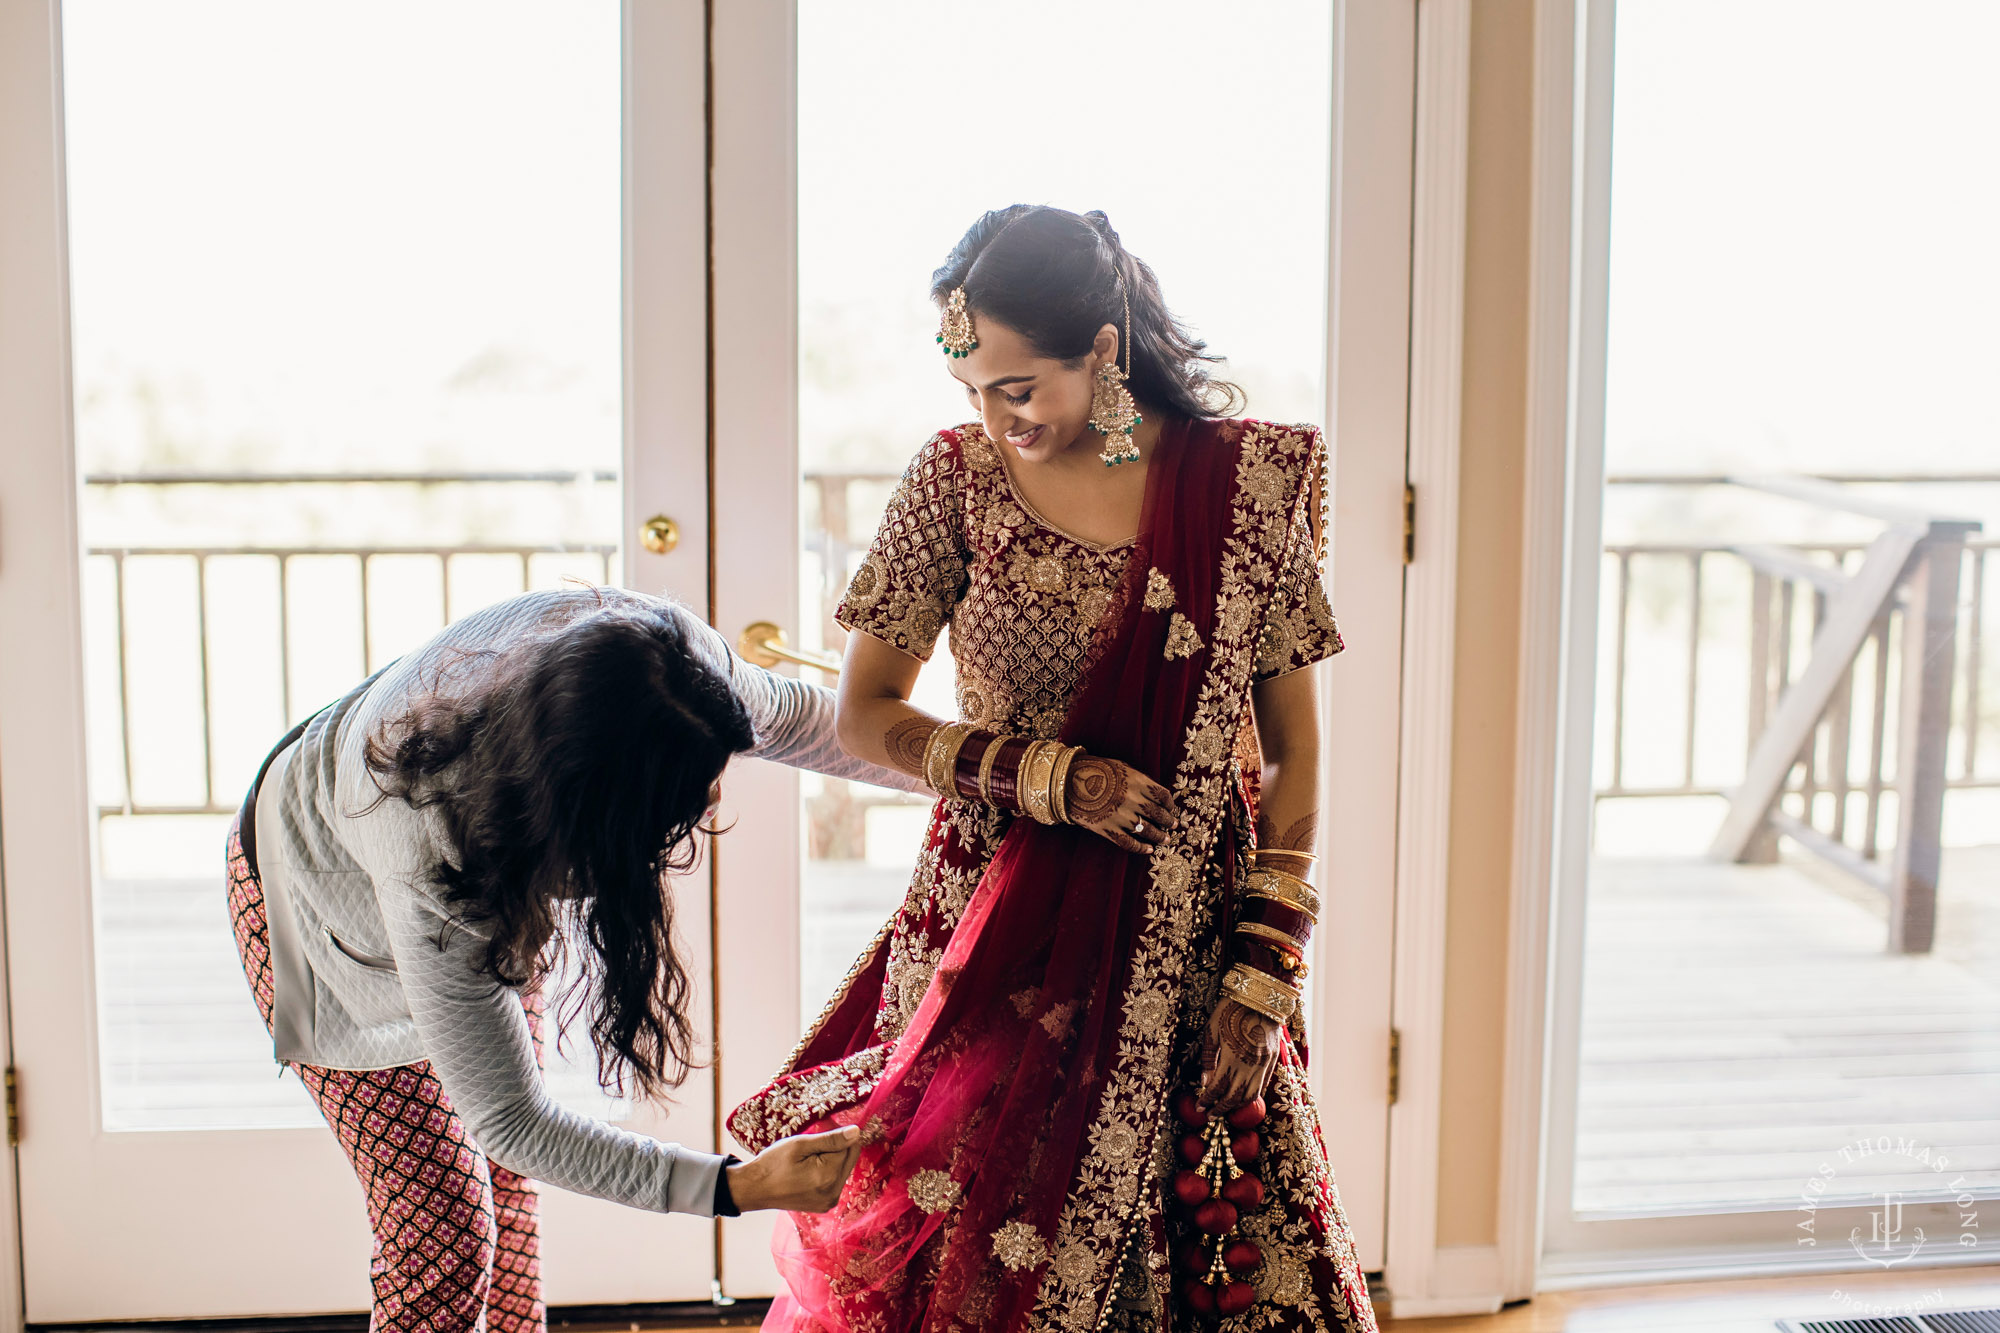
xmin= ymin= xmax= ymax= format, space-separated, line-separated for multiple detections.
xmin=0 ymin=1 xmax=70 ymax=1327
xmin=700 ymin=0 xmax=1421 ymax=1305
xmin=1522 ymin=0 xmax=2000 ymax=1290
xmin=1322 ymin=0 xmax=1418 ymax=1288
xmin=0 ymin=0 xmax=718 ymax=1317
xmin=705 ymin=0 xmax=801 ymax=1301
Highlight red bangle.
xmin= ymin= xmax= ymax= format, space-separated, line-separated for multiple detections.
xmin=987 ymin=737 xmax=1032 ymax=809
xmin=952 ymin=731 xmax=1000 ymax=803
xmin=1238 ymin=899 xmax=1313 ymax=947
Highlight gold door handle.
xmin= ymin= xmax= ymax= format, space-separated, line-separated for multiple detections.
xmin=737 ymin=621 xmax=841 ymax=675
xmin=640 ymin=515 xmax=681 ymax=555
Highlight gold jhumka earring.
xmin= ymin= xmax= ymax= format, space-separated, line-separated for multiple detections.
xmin=1089 ymin=279 xmax=1142 ymax=467
xmin=937 ymin=286 xmax=978 ymax=358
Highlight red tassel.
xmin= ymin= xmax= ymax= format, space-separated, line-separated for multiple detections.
xmin=1181 ymin=1277 xmax=1218 ymax=1315
xmin=1230 ymin=1131 xmax=1261 ymax=1164
xmin=1217 ymin=1280 xmax=1257 ymax=1316
xmin=1179 ymin=1133 xmax=1207 ymax=1166
xmin=1223 ymin=1239 xmax=1262 ymax=1274
xmin=1173 ymin=1169 xmax=1212 ymax=1207
xmin=1193 ymin=1198 xmax=1239 ymax=1235
xmin=1174 ymin=1089 xmax=1210 ymax=1127
xmin=1226 ymin=1096 xmax=1267 ymax=1129
xmin=1221 ymin=1172 xmax=1265 ymax=1209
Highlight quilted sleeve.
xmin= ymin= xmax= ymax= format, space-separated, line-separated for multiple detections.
xmin=833 ymin=430 xmax=970 ymax=662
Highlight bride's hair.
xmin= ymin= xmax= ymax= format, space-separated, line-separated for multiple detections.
xmin=931 ymin=205 xmax=1245 ymax=420
xmin=363 ymin=600 xmax=755 ymax=1098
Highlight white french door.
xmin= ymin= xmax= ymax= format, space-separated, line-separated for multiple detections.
xmin=704 ymin=0 xmax=1410 ymax=1298
xmin=0 ymin=0 xmax=717 ymax=1319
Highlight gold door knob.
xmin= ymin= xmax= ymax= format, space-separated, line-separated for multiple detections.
xmin=737 ymin=621 xmax=842 ymax=674
xmin=640 ymin=515 xmax=681 ymax=555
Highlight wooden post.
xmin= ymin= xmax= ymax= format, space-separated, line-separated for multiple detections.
xmin=1744 ymin=570 xmax=1779 ymax=863
xmin=1887 ymin=534 xmax=1970 ymax=954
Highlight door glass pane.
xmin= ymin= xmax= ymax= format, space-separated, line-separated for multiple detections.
xmin=63 ymin=0 xmax=624 ymax=1130
xmin=795 ymin=1 xmax=1334 ymax=1023
xmin=1578 ymin=0 xmax=2000 ymax=1215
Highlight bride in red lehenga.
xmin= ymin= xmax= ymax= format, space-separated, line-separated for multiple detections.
xmin=729 ymin=206 xmax=1380 ymax=1333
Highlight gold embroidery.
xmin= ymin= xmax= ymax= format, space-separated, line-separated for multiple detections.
xmin=906 ymin=1168 xmax=961 ymax=1214
xmin=992 ymin=1220 xmax=1050 ymax=1272
xmin=1164 ymin=612 xmax=1202 ymax=660
xmin=1052 ymin=1240 xmax=1096 ymax=1286
xmin=1143 ymin=567 xmax=1175 ymax=611
xmin=1076 ymin=585 xmax=1114 ymax=624
xmin=1242 ymin=458 xmax=1289 ymax=508
xmin=1125 ymin=986 xmax=1171 ymax=1033
xmin=1027 ymin=555 xmax=1068 ymax=593
xmin=1039 ymin=1001 xmax=1076 ymax=1039
xmin=1187 ymin=723 xmax=1227 ymax=771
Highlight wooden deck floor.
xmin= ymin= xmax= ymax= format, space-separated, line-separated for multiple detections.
xmin=1575 ymin=847 xmax=2000 ymax=1214
xmin=96 ymin=844 xmax=2000 ymax=1224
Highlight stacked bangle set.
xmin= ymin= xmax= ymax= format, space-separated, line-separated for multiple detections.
xmin=922 ymin=721 xmax=1084 ymax=826
xmin=1220 ymin=851 xmax=1319 ymax=1024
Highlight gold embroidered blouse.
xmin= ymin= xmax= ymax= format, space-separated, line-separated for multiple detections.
xmin=835 ymin=422 xmax=1342 ymax=740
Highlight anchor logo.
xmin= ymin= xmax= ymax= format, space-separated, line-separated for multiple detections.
xmin=1850 ymin=1191 xmax=1927 ymax=1267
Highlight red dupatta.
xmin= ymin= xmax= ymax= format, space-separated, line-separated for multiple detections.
xmin=742 ymin=417 xmax=1326 ymax=1333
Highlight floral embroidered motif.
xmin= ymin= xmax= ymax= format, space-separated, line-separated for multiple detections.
xmin=1052 ymin=1240 xmax=1096 ymax=1287
xmin=906 ymin=1169 xmax=961 ymax=1214
xmin=1027 ymin=555 xmax=1068 ymax=593
xmin=1163 ymin=612 xmax=1202 ymax=660
xmin=1039 ymin=1001 xmax=1077 ymax=1039
xmin=1124 ymin=986 xmax=1172 ymax=1033
xmin=1187 ymin=723 xmax=1228 ymax=771
xmin=1242 ymin=459 xmax=1289 ymax=509
xmin=1151 ymin=850 xmax=1194 ymax=895
xmin=992 ymin=1220 xmax=1050 ymax=1272
xmin=1143 ymin=568 xmax=1176 ymax=612
xmin=1076 ymin=585 xmax=1115 ymax=624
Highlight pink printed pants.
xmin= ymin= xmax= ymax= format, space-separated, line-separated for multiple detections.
xmin=227 ymin=818 xmax=545 ymax=1333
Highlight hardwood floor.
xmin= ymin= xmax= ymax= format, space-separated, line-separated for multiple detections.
xmin=1376 ymin=1265 xmax=2000 ymax=1331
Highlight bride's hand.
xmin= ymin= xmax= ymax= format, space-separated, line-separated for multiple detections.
xmin=1199 ymin=999 xmax=1283 ymax=1109
xmin=725 ymin=1125 xmax=861 ymax=1213
xmin=1066 ymin=755 xmax=1177 ymax=853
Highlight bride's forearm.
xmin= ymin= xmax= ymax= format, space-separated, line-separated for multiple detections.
xmin=833 ymin=630 xmax=946 ymax=780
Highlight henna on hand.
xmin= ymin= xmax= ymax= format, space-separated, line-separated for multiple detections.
xmin=1066 ymin=756 xmax=1128 ymax=824
xmin=885 ymin=717 xmax=938 ymax=777
xmin=1217 ymin=1001 xmax=1281 ymax=1065
xmin=1257 ymin=812 xmax=1318 ymax=854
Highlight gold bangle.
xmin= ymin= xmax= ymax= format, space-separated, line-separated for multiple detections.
xmin=1020 ymin=741 xmax=1061 ymax=825
xmin=1252 ymin=848 xmax=1317 ymax=873
xmin=924 ymin=722 xmax=974 ymax=798
xmin=976 ymin=734 xmax=1010 ymax=807
xmin=1049 ymin=744 xmax=1081 ymax=824
xmin=1050 ymin=744 xmax=1079 ymax=825
xmin=1245 ymin=866 xmax=1320 ymax=921
xmin=1236 ymin=920 xmax=1310 ymax=956
xmin=1219 ymin=964 xmax=1299 ymax=1024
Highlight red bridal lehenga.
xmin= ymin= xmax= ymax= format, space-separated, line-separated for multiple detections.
xmin=729 ymin=417 xmax=1378 ymax=1333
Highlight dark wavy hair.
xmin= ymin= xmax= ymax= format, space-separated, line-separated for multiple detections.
xmin=930 ymin=204 xmax=1244 ymax=420
xmin=363 ymin=598 xmax=756 ymax=1098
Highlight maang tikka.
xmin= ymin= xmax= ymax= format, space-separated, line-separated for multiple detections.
xmin=937 ymin=286 xmax=978 ymax=358
xmin=1089 ymin=278 xmax=1143 ymax=466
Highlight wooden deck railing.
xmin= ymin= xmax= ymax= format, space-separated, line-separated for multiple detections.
xmin=1601 ymin=475 xmax=1992 ymax=955
xmin=82 ymin=472 xmax=1999 ymax=901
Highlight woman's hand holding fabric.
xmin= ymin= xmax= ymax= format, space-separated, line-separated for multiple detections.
xmin=1066 ymin=755 xmax=1176 ymax=853
xmin=725 ymin=1125 xmax=862 ymax=1213
xmin=1198 ymin=998 xmax=1283 ymax=1109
